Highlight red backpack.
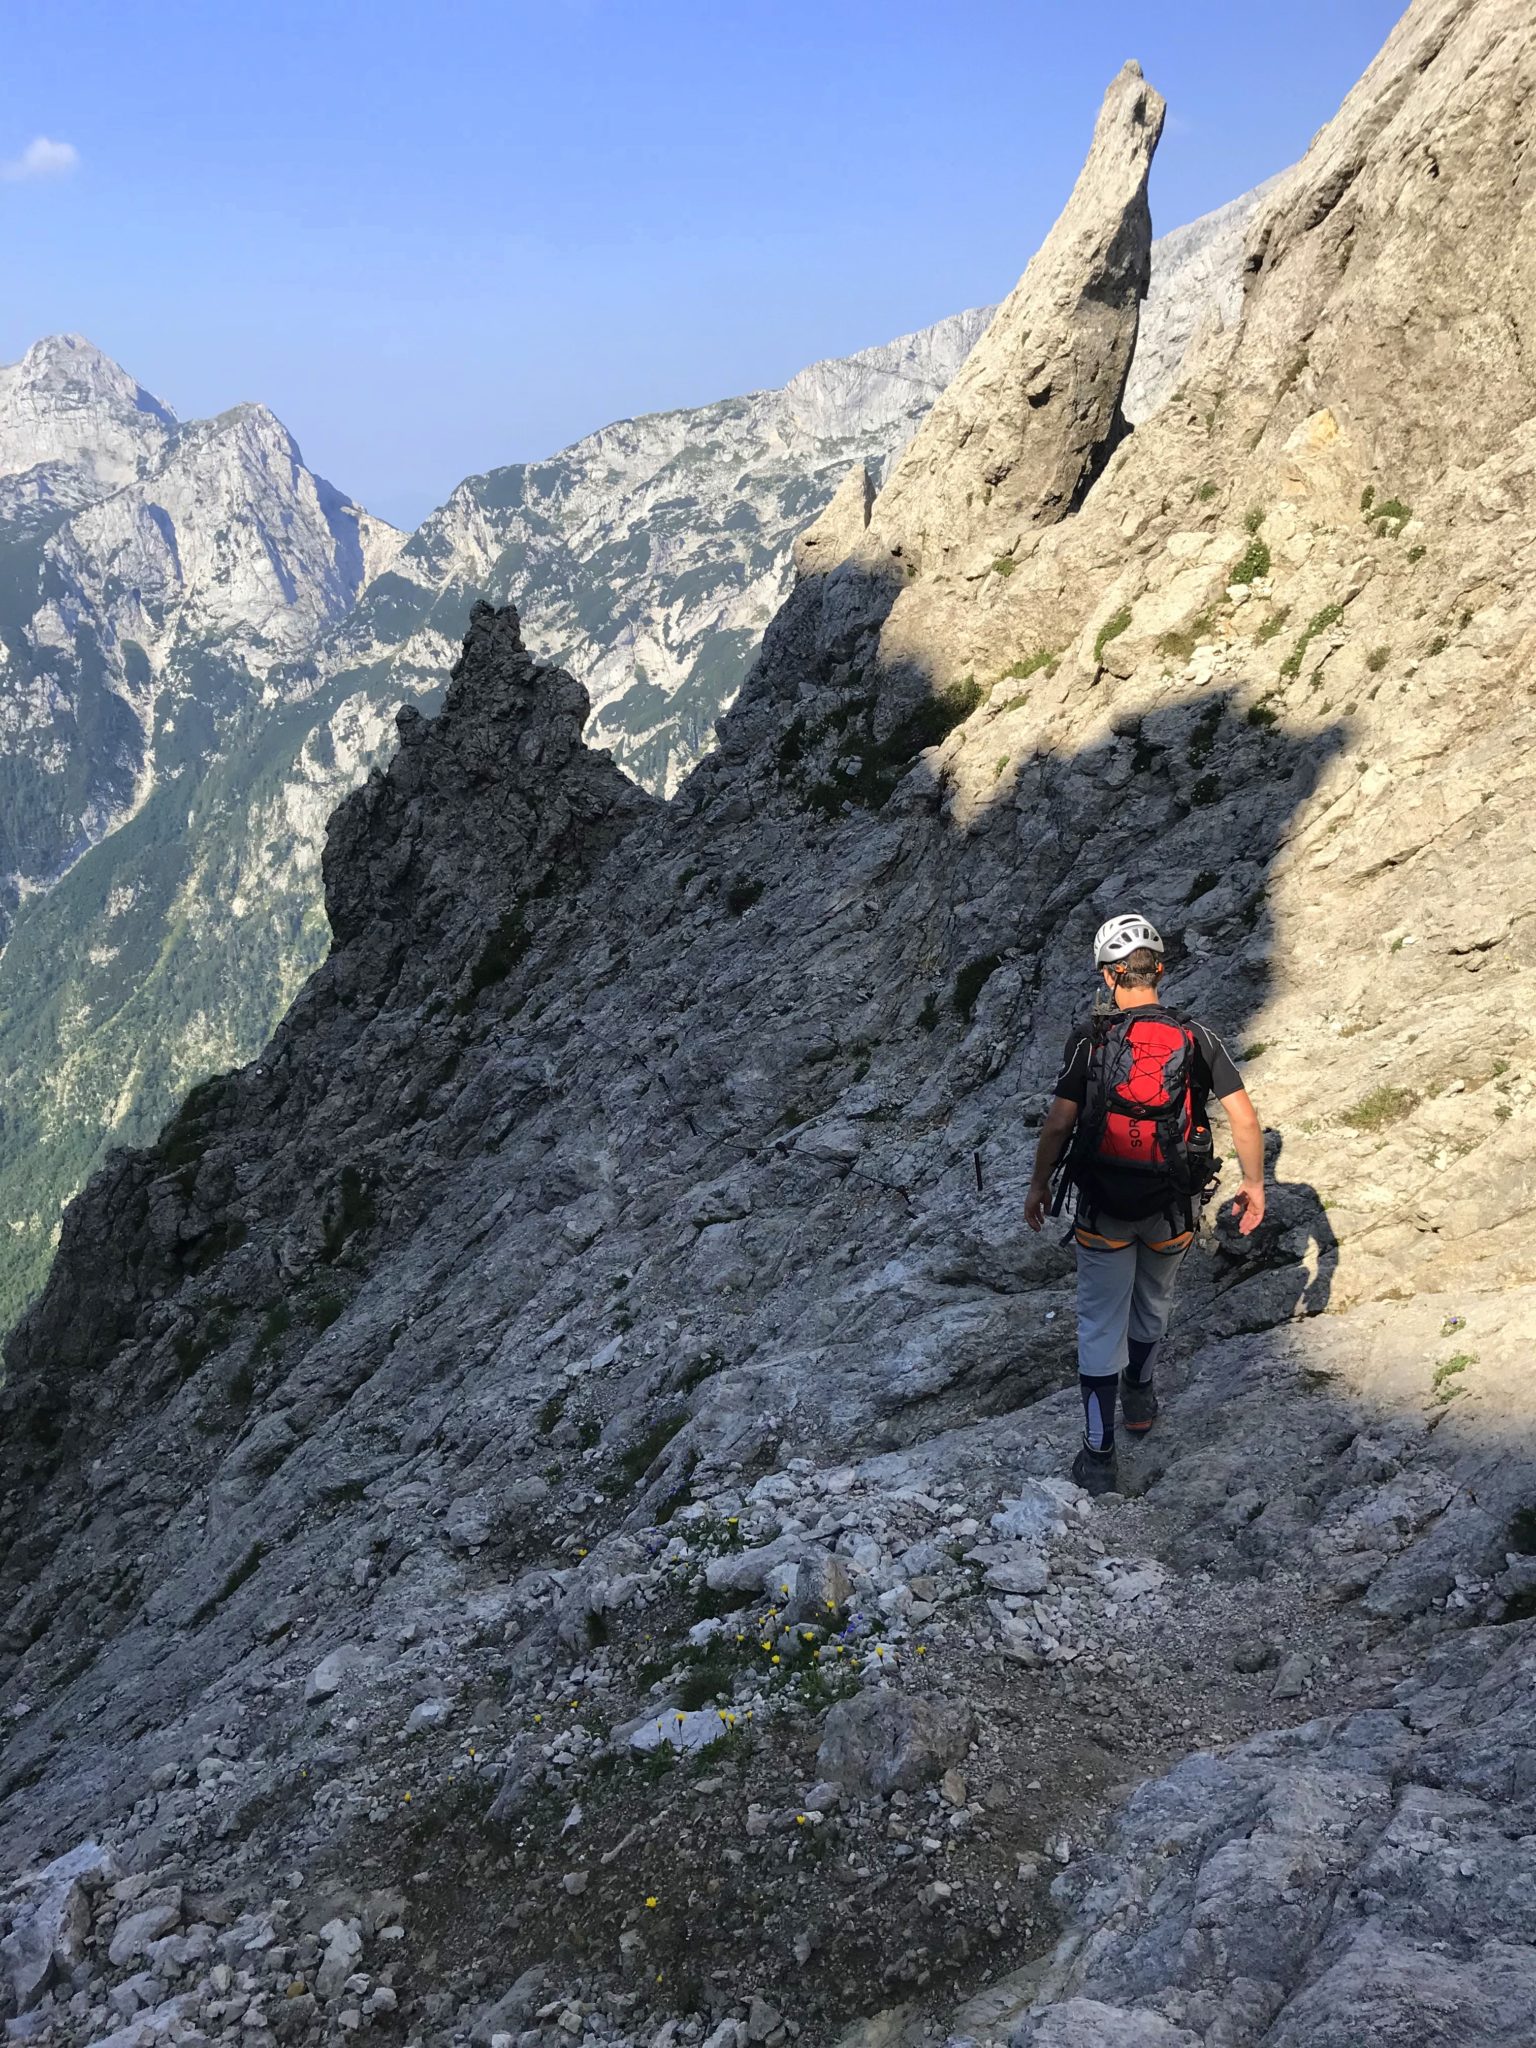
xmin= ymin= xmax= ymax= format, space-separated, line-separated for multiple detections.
xmin=1053 ymin=1009 xmax=1215 ymax=1225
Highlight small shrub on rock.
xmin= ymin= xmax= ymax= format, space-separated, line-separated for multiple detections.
xmin=953 ymin=953 xmax=1002 ymax=1022
xmin=1231 ymin=537 xmax=1272 ymax=584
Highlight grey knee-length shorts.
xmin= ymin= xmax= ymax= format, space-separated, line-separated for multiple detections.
xmin=1073 ymin=1211 xmax=1193 ymax=1378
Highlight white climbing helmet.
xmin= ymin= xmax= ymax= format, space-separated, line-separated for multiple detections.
xmin=1093 ymin=912 xmax=1164 ymax=966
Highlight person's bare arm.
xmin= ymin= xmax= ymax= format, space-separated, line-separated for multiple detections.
xmin=1218 ymin=1087 xmax=1266 ymax=1234
xmin=1024 ymin=1097 xmax=1079 ymax=1232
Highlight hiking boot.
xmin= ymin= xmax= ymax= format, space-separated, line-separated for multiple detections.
xmin=1071 ymin=1444 xmax=1120 ymax=1498
xmin=1120 ymin=1378 xmax=1159 ymax=1437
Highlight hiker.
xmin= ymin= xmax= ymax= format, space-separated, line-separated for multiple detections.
xmin=1023 ymin=913 xmax=1266 ymax=1495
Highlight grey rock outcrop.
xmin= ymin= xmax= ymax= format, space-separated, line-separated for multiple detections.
xmin=1009 ymin=1637 xmax=1536 ymax=2046
xmin=2 ymin=6 xmax=1535 ymax=2045
xmin=0 ymin=1841 xmax=113 ymax=2013
xmin=817 ymin=1689 xmax=975 ymax=1796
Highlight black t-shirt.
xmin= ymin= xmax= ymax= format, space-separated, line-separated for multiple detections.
xmin=1053 ymin=1005 xmax=1243 ymax=1125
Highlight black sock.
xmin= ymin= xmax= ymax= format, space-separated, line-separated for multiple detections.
xmin=1125 ymin=1338 xmax=1157 ymax=1387
xmin=1080 ymin=1372 xmax=1118 ymax=1454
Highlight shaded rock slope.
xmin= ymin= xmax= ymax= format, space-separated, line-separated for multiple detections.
xmin=3 ymin=6 xmax=1535 ymax=2047
xmin=0 ymin=190 xmax=1259 ymax=1343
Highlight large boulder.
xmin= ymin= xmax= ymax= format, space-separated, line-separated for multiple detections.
xmin=816 ymin=1688 xmax=974 ymax=1796
xmin=1 ymin=1841 xmax=114 ymax=2013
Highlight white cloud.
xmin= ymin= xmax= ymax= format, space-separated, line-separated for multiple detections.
xmin=1 ymin=137 xmax=80 ymax=183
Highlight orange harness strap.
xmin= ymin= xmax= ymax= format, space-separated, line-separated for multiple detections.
xmin=1074 ymin=1226 xmax=1193 ymax=1253
xmin=1146 ymin=1230 xmax=1194 ymax=1253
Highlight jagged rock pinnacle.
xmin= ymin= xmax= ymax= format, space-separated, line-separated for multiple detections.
xmin=323 ymin=600 xmax=646 ymax=956
xmin=869 ymin=60 xmax=1165 ymax=569
xmin=714 ymin=61 xmax=1165 ymax=762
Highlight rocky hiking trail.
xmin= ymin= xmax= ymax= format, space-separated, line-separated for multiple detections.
xmin=4 ymin=1 xmax=1536 ymax=2043
xmin=5 ymin=1277 xmax=1533 ymax=2048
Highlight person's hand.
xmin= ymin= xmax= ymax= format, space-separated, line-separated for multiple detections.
xmin=1024 ymin=1185 xmax=1047 ymax=1233
xmin=1232 ymin=1180 xmax=1266 ymax=1235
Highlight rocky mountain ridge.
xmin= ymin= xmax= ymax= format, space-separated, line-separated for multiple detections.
xmin=7 ymin=10 xmax=1534 ymax=2036
xmin=0 ymin=189 xmax=1264 ymax=1335
xmin=0 ymin=337 xmax=403 ymax=924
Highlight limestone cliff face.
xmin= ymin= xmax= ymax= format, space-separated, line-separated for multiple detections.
xmin=0 ymin=359 xmax=400 ymax=935
xmin=1120 ymin=177 xmax=1279 ymax=424
xmin=1 ymin=8 xmax=1534 ymax=2047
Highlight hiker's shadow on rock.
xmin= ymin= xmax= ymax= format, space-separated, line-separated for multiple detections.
xmin=1196 ymin=1131 xmax=1339 ymax=1338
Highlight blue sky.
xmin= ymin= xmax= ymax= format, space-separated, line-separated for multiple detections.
xmin=6 ymin=0 xmax=1406 ymax=529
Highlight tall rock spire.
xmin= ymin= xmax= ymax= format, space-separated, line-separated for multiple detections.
xmin=868 ymin=60 xmax=1165 ymax=571
xmin=711 ymin=60 xmax=1165 ymax=767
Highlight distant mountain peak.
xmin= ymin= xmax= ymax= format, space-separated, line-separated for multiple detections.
xmin=0 ymin=332 xmax=177 ymax=514
xmin=4 ymin=331 xmax=176 ymax=425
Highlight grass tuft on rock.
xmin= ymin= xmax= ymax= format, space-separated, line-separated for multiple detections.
xmin=804 ymin=677 xmax=984 ymax=818
xmin=1000 ymin=648 xmax=1060 ymax=682
xmin=1279 ymin=602 xmax=1346 ymax=680
xmin=619 ymin=1412 xmax=688 ymax=1488
xmin=1431 ymin=1353 xmax=1475 ymax=1404
xmin=725 ymin=877 xmax=764 ymax=916
xmin=1093 ymin=608 xmax=1132 ymax=663
xmin=1341 ymin=1084 xmax=1418 ymax=1131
